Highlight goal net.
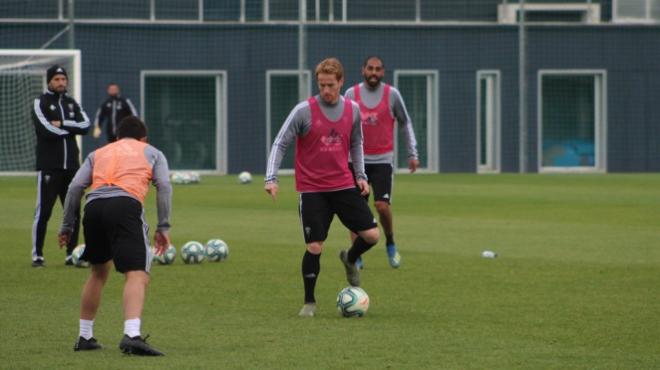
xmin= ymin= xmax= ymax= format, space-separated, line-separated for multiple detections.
xmin=0 ymin=50 xmax=80 ymax=173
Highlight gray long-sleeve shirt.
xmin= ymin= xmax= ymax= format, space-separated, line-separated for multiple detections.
xmin=60 ymin=140 xmax=172 ymax=233
xmin=345 ymin=82 xmax=418 ymax=164
xmin=265 ymin=95 xmax=367 ymax=185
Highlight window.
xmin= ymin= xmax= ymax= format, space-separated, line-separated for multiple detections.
xmin=393 ymin=70 xmax=439 ymax=172
xmin=614 ymin=0 xmax=660 ymax=22
xmin=347 ymin=0 xmax=415 ymax=21
xmin=274 ymin=0 xmax=348 ymax=22
xmin=204 ymin=0 xmax=263 ymax=22
xmin=538 ymin=71 xmax=607 ymax=172
xmin=498 ymin=2 xmax=601 ymax=24
xmin=266 ymin=0 xmax=299 ymax=21
xmin=141 ymin=71 xmax=227 ymax=172
xmin=0 ymin=0 xmax=59 ymax=19
xmin=477 ymin=71 xmax=501 ymax=173
xmin=266 ymin=70 xmax=311 ymax=171
xmin=156 ymin=0 xmax=199 ymax=20
xmin=69 ymin=0 xmax=150 ymax=19
xmin=205 ymin=1 xmax=241 ymax=21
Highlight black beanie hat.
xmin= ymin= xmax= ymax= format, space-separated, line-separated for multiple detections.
xmin=47 ymin=65 xmax=68 ymax=83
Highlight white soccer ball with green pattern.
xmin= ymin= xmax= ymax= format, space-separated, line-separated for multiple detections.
xmin=181 ymin=241 xmax=205 ymax=264
xmin=152 ymin=244 xmax=177 ymax=265
xmin=238 ymin=171 xmax=252 ymax=184
xmin=71 ymin=244 xmax=89 ymax=268
xmin=337 ymin=286 xmax=370 ymax=317
xmin=205 ymin=239 xmax=229 ymax=262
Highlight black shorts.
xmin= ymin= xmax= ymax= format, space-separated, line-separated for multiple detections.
xmin=82 ymin=196 xmax=151 ymax=273
xmin=349 ymin=163 xmax=394 ymax=204
xmin=299 ymin=188 xmax=377 ymax=244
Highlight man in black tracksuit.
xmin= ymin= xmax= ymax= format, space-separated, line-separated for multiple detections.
xmin=31 ymin=65 xmax=90 ymax=267
xmin=92 ymin=83 xmax=138 ymax=143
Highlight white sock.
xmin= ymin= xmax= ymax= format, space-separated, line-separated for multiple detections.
xmin=79 ymin=319 xmax=94 ymax=340
xmin=124 ymin=318 xmax=141 ymax=338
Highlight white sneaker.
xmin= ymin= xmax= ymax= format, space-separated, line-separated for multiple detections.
xmin=298 ymin=303 xmax=316 ymax=317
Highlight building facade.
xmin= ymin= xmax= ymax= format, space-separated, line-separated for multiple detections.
xmin=0 ymin=0 xmax=658 ymax=173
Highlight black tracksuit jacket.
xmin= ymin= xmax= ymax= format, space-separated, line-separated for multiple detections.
xmin=32 ymin=89 xmax=90 ymax=170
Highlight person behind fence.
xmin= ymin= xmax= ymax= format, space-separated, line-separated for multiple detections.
xmin=344 ymin=56 xmax=419 ymax=270
xmin=59 ymin=116 xmax=172 ymax=356
xmin=92 ymin=83 xmax=138 ymax=143
xmin=31 ymin=64 xmax=90 ymax=268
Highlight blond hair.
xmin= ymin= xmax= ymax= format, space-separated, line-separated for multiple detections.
xmin=315 ymin=58 xmax=344 ymax=81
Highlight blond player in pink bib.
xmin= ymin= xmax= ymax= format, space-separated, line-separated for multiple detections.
xmin=265 ymin=58 xmax=380 ymax=317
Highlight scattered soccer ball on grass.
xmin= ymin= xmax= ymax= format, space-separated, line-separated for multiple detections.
xmin=181 ymin=241 xmax=205 ymax=264
xmin=171 ymin=171 xmax=201 ymax=185
xmin=205 ymin=239 xmax=229 ymax=262
xmin=170 ymin=172 xmax=184 ymax=184
xmin=188 ymin=171 xmax=201 ymax=183
xmin=152 ymin=244 xmax=177 ymax=265
xmin=71 ymin=244 xmax=89 ymax=268
xmin=336 ymin=286 xmax=370 ymax=317
xmin=238 ymin=171 xmax=252 ymax=184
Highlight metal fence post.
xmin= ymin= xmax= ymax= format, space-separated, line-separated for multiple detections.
xmin=299 ymin=0 xmax=307 ymax=101
xmin=518 ymin=0 xmax=528 ymax=173
xmin=68 ymin=0 xmax=75 ymax=49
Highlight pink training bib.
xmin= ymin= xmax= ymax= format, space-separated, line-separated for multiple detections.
xmin=295 ymin=97 xmax=355 ymax=192
xmin=354 ymin=83 xmax=395 ymax=155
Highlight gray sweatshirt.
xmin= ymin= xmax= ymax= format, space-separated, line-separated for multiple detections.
xmin=344 ymin=82 xmax=418 ymax=164
xmin=265 ymin=95 xmax=366 ymax=184
xmin=60 ymin=140 xmax=172 ymax=233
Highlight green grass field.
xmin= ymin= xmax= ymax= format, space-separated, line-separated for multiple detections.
xmin=1 ymin=174 xmax=659 ymax=369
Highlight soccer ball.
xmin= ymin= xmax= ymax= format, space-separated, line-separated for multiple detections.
xmin=181 ymin=172 xmax=193 ymax=184
xmin=336 ymin=286 xmax=370 ymax=317
xmin=171 ymin=171 xmax=199 ymax=185
xmin=181 ymin=241 xmax=205 ymax=264
xmin=188 ymin=171 xmax=201 ymax=184
xmin=71 ymin=244 xmax=89 ymax=268
xmin=171 ymin=172 xmax=184 ymax=184
xmin=152 ymin=244 xmax=177 ymax=265
xmin=205 ymin=239 xmax=229 ymax=262
xmin=238 ymin=171 xmax=252 ymax=184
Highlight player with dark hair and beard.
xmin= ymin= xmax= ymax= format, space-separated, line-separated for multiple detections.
xmin=344 ymin=56 xmax=419 ymax=269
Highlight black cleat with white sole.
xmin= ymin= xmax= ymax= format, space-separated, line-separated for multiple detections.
xmin=119 ymin=334 xmax=164 ymax=356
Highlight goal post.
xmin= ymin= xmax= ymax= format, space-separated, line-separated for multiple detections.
xmin=0 ymin=49 xmax=81 ymax=174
